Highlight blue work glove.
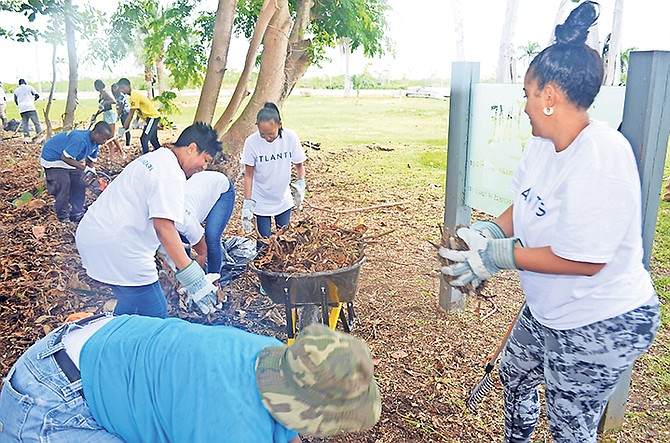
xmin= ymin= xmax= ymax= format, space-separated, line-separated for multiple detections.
xmin=439 ymin=227 xmax=520 ymax=288
xmin=241 ymin=198 xmax=256 ymax=233
xmin=471 ymin=220 xmax=506 ymax=239
xmin=176 ymin=260 xmax=218 ymax=315
xmin=116 ymin=127 xmax=126 ymax=139
xmin=291 ymin=178 xmax=306 ymax=210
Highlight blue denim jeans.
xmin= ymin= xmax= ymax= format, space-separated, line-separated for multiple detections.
xmin=256 ymin=208 xmax=292 ymax=239
xmin=204 ymin=181 xmax=235 ymax=274
xmin=110 ymin=281 xmax=167 ymax=318
xmin=0 ymin=320 xmax=122 ymax=442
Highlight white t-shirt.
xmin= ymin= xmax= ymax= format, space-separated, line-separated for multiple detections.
xmin=13 ymin=84 xmax=38 ymax=112
xmin=510 ymin=120 xmax=654 ymax=330
xmin=240 ymin=128 xmax=306 ymax=216
xmin=76 ymin=148 xmax=186 ymax=286
xmin=176 ymin=171 xmax=231 ymax=244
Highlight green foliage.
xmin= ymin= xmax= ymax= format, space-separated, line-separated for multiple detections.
xmin=12 ymin=191 xmax=34 ymax=208
xmin=103 ymin=0 xmax=206 ymax=89
xmin=152 ymin=90 xmax=179 ymax=129
xmin=234 ymin=0 xmax=390 ymax=66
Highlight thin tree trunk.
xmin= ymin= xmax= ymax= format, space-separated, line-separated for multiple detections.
xmin=218 ymin=0 xmax=290 ymax=177
xmin=194 ymin=0 xmax=236 ymax=124
xmin=44 ymin=40 xmax=58 ymax=139
xmin=213 ymin=0 xmax=275 ymax=134
xmin=604 ymin=0 xmax=624 ymax=85
xmin=155 ymin=54 xmax=165 ymax=96
xmin=144 ymin=64 xmax=154 ymax=99
xmin=63 ymin=0 xmax=78 ymax=130
xmin=496 ymin=0 xmax=518 ymax=84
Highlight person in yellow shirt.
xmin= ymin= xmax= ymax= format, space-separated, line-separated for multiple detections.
xmin=117 ymin=77 xmax=161 ymax=154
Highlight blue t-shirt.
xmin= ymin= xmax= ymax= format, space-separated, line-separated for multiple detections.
xmin=40 ymin=129 xmax=99 ymax=163
xmin=80 ymin=316 xmax=298 ymax=443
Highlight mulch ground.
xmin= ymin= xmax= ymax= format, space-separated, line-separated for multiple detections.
xmin=1 ymin=130 xmax=668 ymax=442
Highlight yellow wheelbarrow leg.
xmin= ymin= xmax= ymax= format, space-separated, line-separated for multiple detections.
xmin=287 ymin=307 xmax=297 ymax=345
xmin=328 ymin=303 xmax=343 ymax=330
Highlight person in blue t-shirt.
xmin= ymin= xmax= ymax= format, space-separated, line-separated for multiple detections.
xmin=39 ymin=121 xmax=113 ymax=222
xmin=0 ymin=316 xmax=381 ymax=443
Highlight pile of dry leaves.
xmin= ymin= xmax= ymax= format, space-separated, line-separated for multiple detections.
xmin=252 ymin=218 xmax=366 ymax=273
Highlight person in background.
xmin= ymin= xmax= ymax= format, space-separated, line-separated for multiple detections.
xmin=75 ymin=123 xmax=222 ymax=318
xmin=0 ymin=80 xmax=7 ymax=127
xmin=111 ymin=82 xmax=132 ymax=150
xmin=40 ymin=122 xmax=114 ymax=222
xmin=240 ymin=102 xmax=307 ymax=240
xmin=116 ymin=77 xmax=161 ymax=154
xmin=0 ymin=316 xmax=380 ymax=443
xmin=93 ymin=80 xmax=117 ymax=134
xmin=176 ymin=170 xmax=236 ymax=275
xmin=439 ymin=3 xmax=660 ymax=442
xmin=13 ymin=78 xmax=42 ymax=138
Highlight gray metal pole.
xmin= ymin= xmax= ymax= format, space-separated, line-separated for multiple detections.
xmin=440 ymin=62 xmax=479 ymax=312
xmin=599 ymin=50 xmax=670 ymax=432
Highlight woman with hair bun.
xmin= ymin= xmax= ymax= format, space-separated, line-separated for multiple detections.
xmin=240 ymin=102 xmax=307 ymax=240
xmin=439 ymin=2 xmax=660 ymax=441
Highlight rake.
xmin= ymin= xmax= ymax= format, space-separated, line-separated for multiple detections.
xmin=465 ymin=303 xmax=526 ymax=414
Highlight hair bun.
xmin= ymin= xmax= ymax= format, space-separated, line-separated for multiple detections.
xmin=555 ymin=1 xmax=599 ymax=47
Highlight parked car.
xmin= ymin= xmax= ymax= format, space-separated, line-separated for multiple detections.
xmin=404 ymin=87 xmax=450 ymax=100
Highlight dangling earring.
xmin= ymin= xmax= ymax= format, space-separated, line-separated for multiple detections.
xmin=543 ymin=106 xmax=554 ymax=116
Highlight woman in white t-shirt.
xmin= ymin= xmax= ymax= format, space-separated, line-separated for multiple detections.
xmin=240 ymin=102 xmax=307 ymax=239
xmin=439 ymin=3 xmax=660 ymax=441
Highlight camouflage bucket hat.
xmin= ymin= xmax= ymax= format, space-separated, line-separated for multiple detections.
xmin=255 ymin=323 xmax=381 ymax=437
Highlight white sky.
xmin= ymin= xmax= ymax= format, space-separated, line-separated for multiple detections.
xmin=0 ymin=0 xmax=668 ymax=84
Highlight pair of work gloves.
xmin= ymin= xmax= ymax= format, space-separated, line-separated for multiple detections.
xmin=240 ymin=178 xmax=306 ymax=234
xmin=175 ymin=260 xmax=220 ymax=315
xmin=439 ymin=220 xmax=521 ymax=290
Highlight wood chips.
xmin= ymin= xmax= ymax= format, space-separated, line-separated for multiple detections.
xmin=252 ymin=218 xmax=366 ymax=273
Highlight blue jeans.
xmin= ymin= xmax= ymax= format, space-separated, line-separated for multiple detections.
xmin=204 ymin=181 xmax=235 ymax=274
xmin=256 ymin=208 xmax=291 ymax=239
xmin=110 ymin=281 xmax=167 ymax=318
xmin=0 ymin=320 xmax=123 ymax=442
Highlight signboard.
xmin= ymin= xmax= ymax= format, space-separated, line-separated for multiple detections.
xmin=465 ymin=85 xmax=626 ymax=215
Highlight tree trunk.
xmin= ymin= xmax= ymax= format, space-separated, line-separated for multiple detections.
xmin=44 ymin=40 xmax=58 ymax=139
xmin=155 ymin=53 xmax=165 ymax=96
xmin=496 ymin=0 xmax=518 ymax=84
xmin=144 ymin=64 xmax=154 ymax=99
xmin=213 ymin=0 xmax=276 ymax=134
xmin=63 ymin=0 xmax=78 ymax=130
xmin=280 ymin=38 xmax=311 ymax=103
xmin=194 ymin=0 xmax=236 ymax=124
xmin=217 ymin=0 xmax=290 ymax=178
xmin=279 ymin=0 xmax=314 ymax=101
xmin=603 ymin=0 xmax=624 ymax=86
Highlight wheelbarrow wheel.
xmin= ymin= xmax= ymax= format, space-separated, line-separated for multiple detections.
xmin=298 ymin=305 xmax=321 ymax=330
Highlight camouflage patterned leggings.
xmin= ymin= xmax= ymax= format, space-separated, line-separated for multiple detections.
xmin=499 ymin=297 xmax=660 ymax=443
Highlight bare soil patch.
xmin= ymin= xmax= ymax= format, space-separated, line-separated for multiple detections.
xmin=1 ymin=135 xmax=668 ymax=442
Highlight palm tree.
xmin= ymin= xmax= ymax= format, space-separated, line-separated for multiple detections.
xmin=518 ymin=40 xmax=541 ymax=72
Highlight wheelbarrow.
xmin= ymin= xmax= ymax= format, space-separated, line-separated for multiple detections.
xmin=249 ymin=257 xmax=365 ymax=344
